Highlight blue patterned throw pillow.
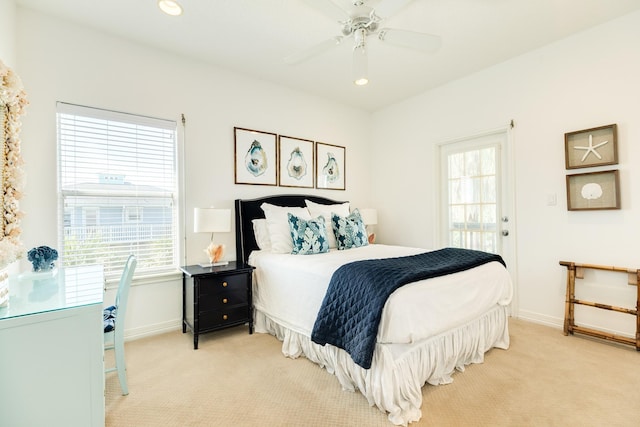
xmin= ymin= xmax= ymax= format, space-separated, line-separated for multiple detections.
xmin=288 ymin=213 xmax=330 ymax=255
xmin=332 ymin=208 xmax=369 ymax=250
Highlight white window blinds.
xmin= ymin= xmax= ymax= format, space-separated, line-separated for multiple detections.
xmin=57 ymin=102 xmax=178 ymax=280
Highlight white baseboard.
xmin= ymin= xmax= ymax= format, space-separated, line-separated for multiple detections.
xmin=124 ymin=319 xmax=182 ymax=342
xmin=122 ymin=312 xmax=635 ymax=343
xmin=516 ymin=310 xmax=563 ymax=330
xmin=516 ymin=309 xmax=635 ymax=339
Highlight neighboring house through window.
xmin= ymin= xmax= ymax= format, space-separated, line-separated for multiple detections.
xmin=57 ymin=103 xmax=178 ymax=280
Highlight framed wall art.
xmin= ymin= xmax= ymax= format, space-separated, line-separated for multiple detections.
xmin=564 ymin=124 xmax=617 ymax=169
xmin=278 ymin=135 xmax=314 ymax=188
xmin=315 ymin=142 xmax=345 ymax=190
xmin=234 ymin=127 xmax=278 ymax=186
xmin=566 ymin=170 xmax=620 ymax=211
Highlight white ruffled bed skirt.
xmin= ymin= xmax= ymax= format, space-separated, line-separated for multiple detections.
xmin=254 ymin=305 xmax=510 ymax=426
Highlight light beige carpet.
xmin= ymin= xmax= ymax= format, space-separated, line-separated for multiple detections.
xmin=105 ymin=318 xmax=640 ymax=426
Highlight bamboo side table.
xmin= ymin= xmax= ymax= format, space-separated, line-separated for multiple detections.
xmin=560 ymin=260 xmax=640 ymax=350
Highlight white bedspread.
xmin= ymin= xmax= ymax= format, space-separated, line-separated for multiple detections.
xmin=249 ymin=244 xmax=513 ymax=344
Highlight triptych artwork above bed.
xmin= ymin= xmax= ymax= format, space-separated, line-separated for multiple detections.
xmin=233 ymin=127 xmax=346 ymax=190
xmin=563 ymin=123 xmax=620 ymax=211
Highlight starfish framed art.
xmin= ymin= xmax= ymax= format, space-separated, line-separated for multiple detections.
xmin=564 ymin=124 xmax=618 ymax=169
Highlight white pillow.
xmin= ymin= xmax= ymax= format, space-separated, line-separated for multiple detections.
xmin=252 ymin=218 xmax=271 ymax=252
xmin=305 ymin=199 xmax=350 ymax=249
xmin=260 ymin=203 xmax=311 ymax=253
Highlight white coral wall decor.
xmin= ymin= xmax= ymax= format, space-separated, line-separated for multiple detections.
xmin=0 ymin=60 xmax=28 ymax=268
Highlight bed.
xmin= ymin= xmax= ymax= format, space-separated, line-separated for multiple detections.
xmin=235 ymin=194 xmax=513 ymax=425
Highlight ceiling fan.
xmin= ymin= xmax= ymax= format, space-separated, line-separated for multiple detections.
xmin=285 ymin=0 xmax=442 ymax=86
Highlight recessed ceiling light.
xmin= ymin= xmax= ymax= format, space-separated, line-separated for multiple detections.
xmin=158 ymin=0 xmax=183 ymax=16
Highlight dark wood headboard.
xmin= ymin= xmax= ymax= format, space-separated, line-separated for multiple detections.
xmin=235 ymin=194 xmax=346 ymax=265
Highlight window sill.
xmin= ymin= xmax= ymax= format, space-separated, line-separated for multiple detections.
xmin=104 ymin=269 xmax=182 ymax=291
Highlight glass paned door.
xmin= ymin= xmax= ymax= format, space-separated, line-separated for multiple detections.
xmin=440 ymin=131 xmax=509 ymax=256
xmin=447 ymin=146 xmax=498 ymax=252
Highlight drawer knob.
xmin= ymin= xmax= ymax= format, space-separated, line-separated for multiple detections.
xmin=222 ymin=281 xmax=228 ymax=287
xmin=223 ymin=314 xmax=228 ymax=320
xmin=222 ymin=298 xmax=228 ymax=304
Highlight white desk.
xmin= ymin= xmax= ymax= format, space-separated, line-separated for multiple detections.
xmin=0 ymin=265 xmax=105 ymax=427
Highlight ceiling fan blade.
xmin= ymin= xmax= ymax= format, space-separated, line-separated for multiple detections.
xmin=302 ymin=0 xmax=349 ymax=22
xmin=284 ymin=36 xmax=344 ymax=65
xmin=374 ymin=0 xmax=414 ymax=18
xmin=378 ymin=28 xmax=442 ymax=53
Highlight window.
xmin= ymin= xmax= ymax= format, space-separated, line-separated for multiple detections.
xmin=57 ymin=103 xmax=178 ymax=280
xmin=124 ymin=206 xmax=143 ymax=223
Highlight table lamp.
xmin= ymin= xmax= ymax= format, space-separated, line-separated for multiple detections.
xmin=194 ymin=207 xmax=231 ymax=267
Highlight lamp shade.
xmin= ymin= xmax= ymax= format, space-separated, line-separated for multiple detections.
xmin=359 ymin=208 xmax=378 ymax=226
xmin=194 ymin=208 xmax=231 ymax=233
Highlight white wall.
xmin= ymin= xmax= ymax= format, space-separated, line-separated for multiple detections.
xmin=372 ymin=10 xmax=640 ymax=335
xmin=0 ymin=0 xmax=15 ymax=65
xmin=15 ymin=8 xmax=372 ymax=338
xmin=13 ymin=6 xmax=640 ymax=340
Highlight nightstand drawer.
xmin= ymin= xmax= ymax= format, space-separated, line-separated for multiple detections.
xmin=199 ymin=287 xmax=248 ymax=311
xmin=198 ymin=274 xmax=248 ymax=296
xmin=200 ymin=306 xmax=249 ymax=329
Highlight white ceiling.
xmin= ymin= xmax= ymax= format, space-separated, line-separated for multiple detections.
xmin=16 ymin=0 xmax=640 ymax=111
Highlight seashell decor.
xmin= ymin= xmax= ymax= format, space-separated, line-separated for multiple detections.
xmin=321 ymin=152 xmax=340 ymax=183
xmin=286 ymin=146 xmax=307 ymax=180
xmin=245 ymin=140 xmax=268 ymax=176
xmin=0 ymin=60 xmax=28 ymax=269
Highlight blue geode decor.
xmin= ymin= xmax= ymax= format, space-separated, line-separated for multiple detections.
xmin=27 ymin=246 xmax=59 ymax=272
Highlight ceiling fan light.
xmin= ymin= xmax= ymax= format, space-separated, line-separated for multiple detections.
xmin=353 ymin=45 xmax=368 ymax=86
xmin=158 ymin=0 xmax=183 ymax=16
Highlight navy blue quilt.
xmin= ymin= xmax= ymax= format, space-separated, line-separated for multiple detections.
xmin=310 ymin=247 xmax=506 ymax=369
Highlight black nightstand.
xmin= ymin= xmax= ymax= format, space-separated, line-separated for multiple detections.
xmin=180 ymin=262 xmax=255 ymax=349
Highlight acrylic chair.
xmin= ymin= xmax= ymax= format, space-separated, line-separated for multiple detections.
xmin=104 ymin=254 xmax=137 ymax=396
